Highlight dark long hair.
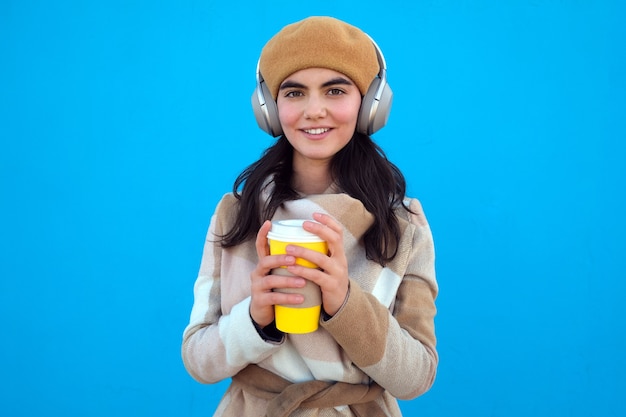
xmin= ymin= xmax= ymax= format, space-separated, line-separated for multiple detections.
xmin=220 ymin=133 xmax=411 ymax=265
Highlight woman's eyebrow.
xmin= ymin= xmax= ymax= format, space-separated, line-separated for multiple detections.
xmin=279 ymin=77 xmax=354 ymax=91
xmin=279 ymin=80 xmax=306 ymax=90
xmin=321 ymin=77 xmax=353 ymax=88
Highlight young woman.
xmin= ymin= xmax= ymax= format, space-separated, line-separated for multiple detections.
xmin=182 ymin=16 xmax=438 ymax=417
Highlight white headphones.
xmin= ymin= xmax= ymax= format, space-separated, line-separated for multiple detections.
xmin=251 ymin=36 xmax=393 ymax=137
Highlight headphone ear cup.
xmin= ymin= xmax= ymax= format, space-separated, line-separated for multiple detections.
xmin=370 ymin=81 xmax=393 ymax=135
xmin=251 ymin=79 xmax=283 ymax=137
xmin=357 ymin=78 xmax=393 ymax=136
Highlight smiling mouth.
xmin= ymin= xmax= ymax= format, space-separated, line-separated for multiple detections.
xmin=303 ymin=127 xmax=330 ymax=135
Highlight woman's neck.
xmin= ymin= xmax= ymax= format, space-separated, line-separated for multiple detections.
xmin=292 ymin=160 xmax=333 ymax=195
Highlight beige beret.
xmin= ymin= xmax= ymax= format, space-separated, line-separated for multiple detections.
xmin=258 ymin=16 xmax=379 ymax=100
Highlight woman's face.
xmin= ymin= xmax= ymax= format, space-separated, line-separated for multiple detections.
xmin=276 ymin=67 xmax=362 ymax=170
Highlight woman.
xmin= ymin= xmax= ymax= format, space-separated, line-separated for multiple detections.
xmin=182 ymin=16 xmax=438 ymax=417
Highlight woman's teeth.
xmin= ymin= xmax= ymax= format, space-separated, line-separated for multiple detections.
xmin=304 ymin=128 xmax=330 ymax=135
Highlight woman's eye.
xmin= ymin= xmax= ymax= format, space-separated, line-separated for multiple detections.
xmin=285 ymin=91 xmax=303 ymax=98
xmin=327 ymin=88 xmax=345 ymax=96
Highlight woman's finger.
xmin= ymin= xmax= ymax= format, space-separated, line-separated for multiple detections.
xmin=302 ymin=214 xmax=341 ymax=250
xmin=255 ymin=220 xmax=272 ymax=260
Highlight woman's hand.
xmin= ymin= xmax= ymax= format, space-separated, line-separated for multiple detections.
xmin=249 ymin=220 xmax=307 ymax=328
xmin=285 ymin=212 xmax=350 ymax=317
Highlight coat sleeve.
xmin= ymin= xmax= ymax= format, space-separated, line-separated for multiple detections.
xmin=321 ymin=198 xmax=438 ymax=399
xmin=181 ymin=195 xmax=282 ymax=384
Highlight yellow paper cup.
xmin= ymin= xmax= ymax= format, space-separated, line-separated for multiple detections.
xmin=268 ymin=220 xmax=327 ymax=334
xmin=267 ymin=219 xmax=328 ymax=268
xmin=275 ymin=304 xmax=321 ymax=334
xmin=272 ymin=269 xmax=323 ymax=334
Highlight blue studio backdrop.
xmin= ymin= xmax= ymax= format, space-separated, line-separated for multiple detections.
xmin=1 ymin=1 xmax=624 ymax=416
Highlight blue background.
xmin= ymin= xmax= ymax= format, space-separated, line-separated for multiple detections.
xmin=1 ymin=1 xmax=625 ymax=416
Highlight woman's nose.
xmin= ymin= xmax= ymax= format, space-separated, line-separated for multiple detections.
xmin=303 ymin=96 xmax=327 ymax=119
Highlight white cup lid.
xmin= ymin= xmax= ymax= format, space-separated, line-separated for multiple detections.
xmin=267 ymin=219 xmax=324 ymax=243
